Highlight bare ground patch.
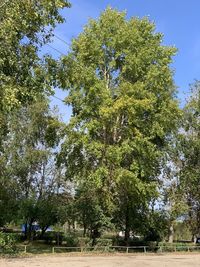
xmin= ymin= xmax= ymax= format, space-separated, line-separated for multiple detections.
xmin=1 ymin=254 xmax=200 ymax=267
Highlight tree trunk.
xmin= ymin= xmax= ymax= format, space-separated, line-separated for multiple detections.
xmin=40 ymin=226 xmax=48 ymax=239
xmin=168 ymin=223 xmax=174 ymax=243
xmin=83 ymin=223 xmax=87 ymax=237
xmin=192 ymin=234 xmax=197 ymax=244
xmin=24 ymin=222 xmax=28 ymax=240
xmin=124 ymin=205 xmax=130 ymax=244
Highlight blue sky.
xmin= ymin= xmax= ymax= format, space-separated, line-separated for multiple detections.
xmin=46 ymin=0 xmax=200 ymax=121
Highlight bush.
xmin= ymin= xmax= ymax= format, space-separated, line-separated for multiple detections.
xmin=63 ymin=233 xmax=79 ymax=247
xmin=112 ymin=236 xmax=145 ymax=246
xmin=0 ymin=232 xmax=18 ymax=254
xmin=78 ymin=237 xmax=90 ymax=247
xmin=95 ymin=238 xmax=113 ymax=247
xmin=42 ymin=231 xmax=64 ymax=245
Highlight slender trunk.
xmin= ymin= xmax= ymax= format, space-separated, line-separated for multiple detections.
xmin=40 ymin=226 xmax=48 ymax=238
xmin=67 ymin=221 xmax=71 ymax=231
xmin=91 ymin=228 xmax=100 ymax=247
xmin=56 ymin=232 xmax=60 ymax=246
xmin=73 ymin=221 xmax=76 ymax=231
xmin=28 ymin=219 xmax=34 ymax=241
xmin=24 ymin=222 xmax=28 ymax=240
xmin=168 ymin=222 xmax=174 ymax=243
xmin=192 ymin=234 xmax=197 ymax=244
xmin=83 ymin=223 xmax=87 ymax=237
xmin=124 ymin=205 xmax=130 ymax=244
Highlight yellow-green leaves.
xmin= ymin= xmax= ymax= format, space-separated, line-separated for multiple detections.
xmin=59 ymin=8 xmax=180 ymax=236
xmin=0 ymin=0 xmax=70 ymax=113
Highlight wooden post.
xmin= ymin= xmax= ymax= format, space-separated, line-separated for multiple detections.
xmin=24 ymin=245 xmax=27 ymax=253
xmin=52 ymin=247 xmax=55 ymax=254
xmin=126 ymin=247 xmax=129 ymax=254
xmin=144 ymin=246 xmax=146 ymax=253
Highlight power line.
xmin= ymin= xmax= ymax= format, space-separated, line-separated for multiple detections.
xmin=53 ymin=34 xmax=71 ymax=47
xmin=51 ymin=94 xmax=65 ymax=103
xmin=46 ymin=43 xmax=65 ymax=56
xmin=45 ymin=39 xmax=85 ymax=71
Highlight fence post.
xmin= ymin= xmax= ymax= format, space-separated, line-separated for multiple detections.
xmin=187 ymin=246 xmax=190 ymax=252
xmin=24 ymin=245 xmax=27 ymax=253
xmin=144 ymin=246 xmax=146 ymax=253
xmin=174 ymin=246 xmax=176 ymax=252
xmin=52 ymin=247 xmax=55 ymax=254
xmin=126 ymin=247 xmax=129 ymax=254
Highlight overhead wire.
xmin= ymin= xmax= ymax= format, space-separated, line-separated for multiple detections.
xmin=51 ymin=94 xmax=65 ymax=103
xmin=45 ymin=43 xmax=65 ymax=56
xmin=0 ymin=4 xmax=69 ymax=104
xmin=53 ymin=34 xmax=71 ymax=46
xmin=43 ymin=35 xmax=70 ymax=103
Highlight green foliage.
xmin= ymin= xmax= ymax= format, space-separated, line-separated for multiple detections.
xmin=0 ymin=0 xmax=70 ymax=111
xmin=178 ymin=81 xmax=200 ymax=237
xmin=42 ymin=231 xmax=64 ymax=245
xmin=0 ymin=0 xmax=70 ymax=228
xmin=174 ymin=221 xmax=192 ymax=241
xmin=0 ymin=177 xmax=18 ymax=227
xmin=0 ymin=232 xmax=18 ymax=254
xmin=94 ymin=238 xmax=113 ymax=247
xmin=58 ymin=8 xmax=180 ymax=240
xmin=0 ymin=99 xmax=65 ymax=238
xmin=63 ymin=232 xmax=79 ymax=247
xmin=75 ymin=183 xmax=113 ymax=244
xmin=143 ymin=211 xmax=169 ymax=242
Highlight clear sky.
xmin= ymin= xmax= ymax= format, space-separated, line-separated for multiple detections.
xmin=46 ymin=0 xmax=200 ymax=122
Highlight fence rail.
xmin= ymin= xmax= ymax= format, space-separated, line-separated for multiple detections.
xmin=3 ymin=244 xmax=200 ymax=254
xmin=51 ymin=245 xmax=200 ymax=254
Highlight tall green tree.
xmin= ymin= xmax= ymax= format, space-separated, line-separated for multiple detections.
xmin=178 ymin=81 xmax=200 ymax=241
xmin=58 ymin=8 xmax=180 ymax=240
xmin=0 ymin=0 xmax=70 ymax=227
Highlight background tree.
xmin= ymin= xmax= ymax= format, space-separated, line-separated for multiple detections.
xmin=1 ymin=99 xmax=63 ymax=239
xmin=178 ymin=81 xmax=200 ymax=242
xmin=75 ymin=182 xmax=112 ymax=245
xmin=0 ymin=0 xmax=70 ymax=110
xmin=0 ymin=0 xmax=71 ymax=228
xmin=58 ymin=8 xmax=180 ymax=242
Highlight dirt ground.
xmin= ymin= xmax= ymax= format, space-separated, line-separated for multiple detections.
xmin=1 ymin=254 xmax=200 ymax=267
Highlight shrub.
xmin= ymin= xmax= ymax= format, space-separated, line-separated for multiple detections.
xmin=0 ymin=232 xmax=18 ymax=254
xmin=42 ymin=231 xmax=64 ymax=245
xmin=63 ymin=233 xmax=79 ymax=247
xmin=78 ymin=237 xmax=91 ymax=247
xmin=95 ymin=238 xmax=112 ymax=247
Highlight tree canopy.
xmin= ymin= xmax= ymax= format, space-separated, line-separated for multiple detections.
xmin=58 ymin=8 xmax=180 ymax=240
